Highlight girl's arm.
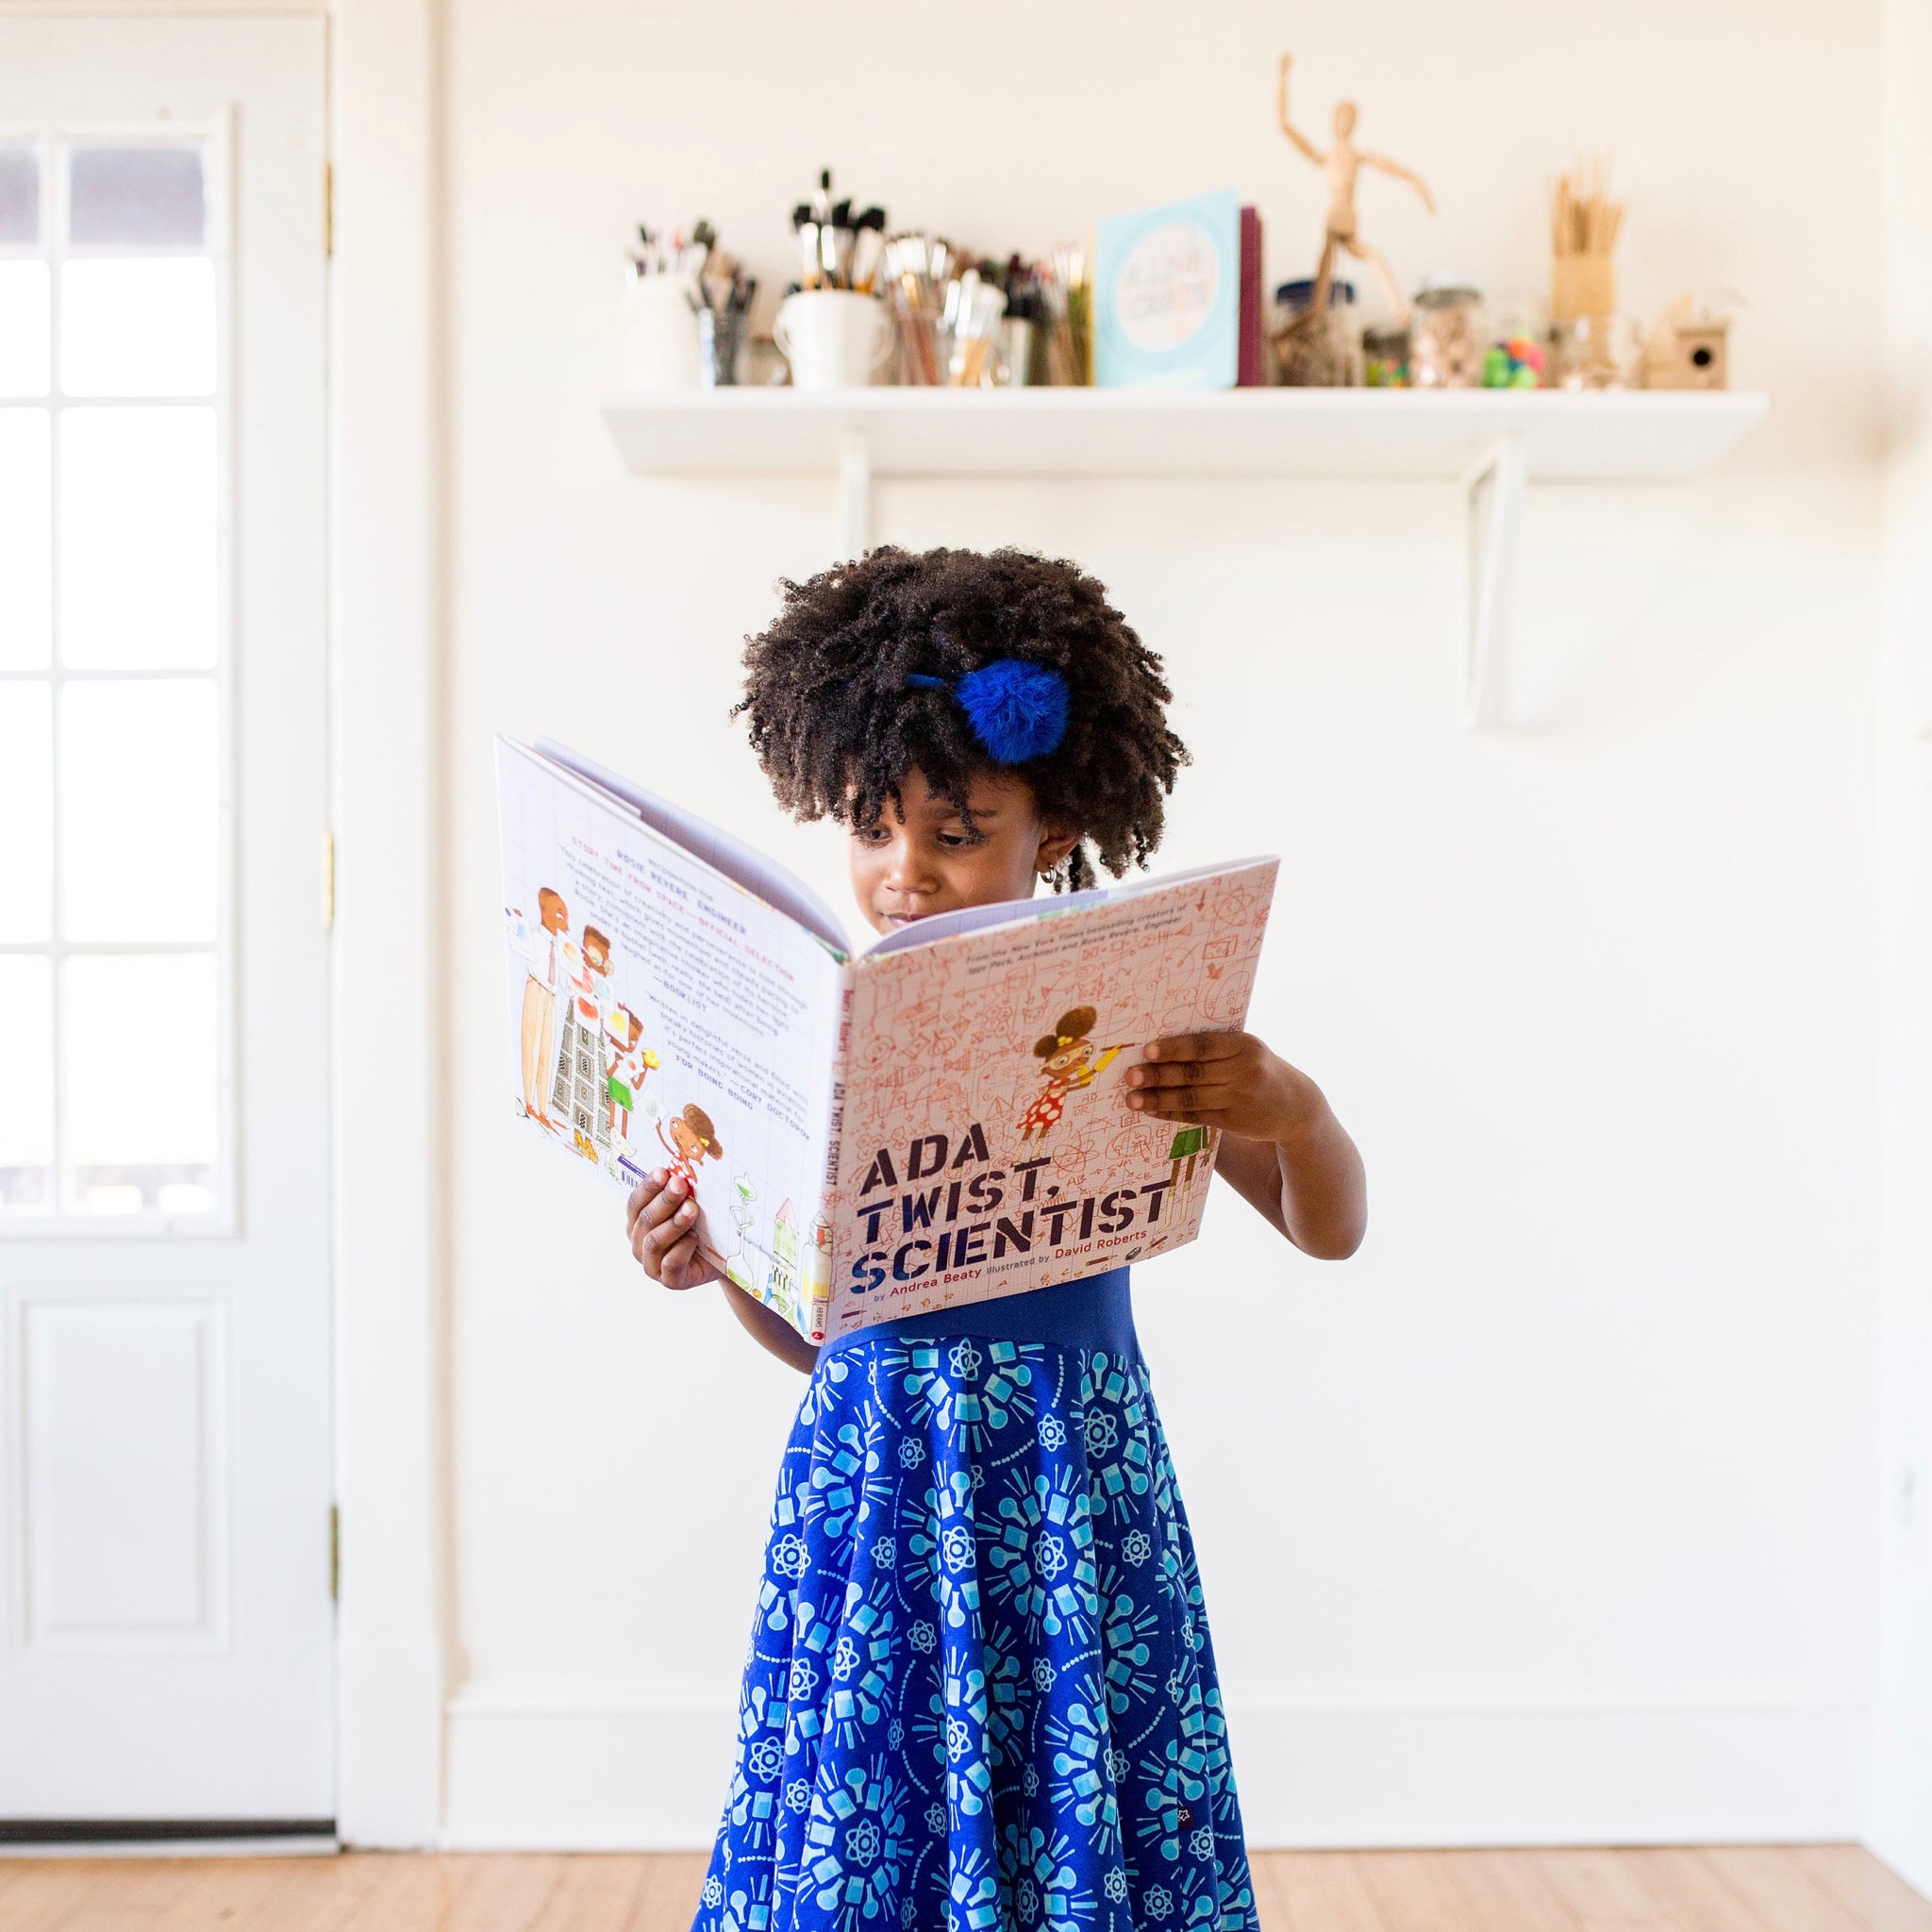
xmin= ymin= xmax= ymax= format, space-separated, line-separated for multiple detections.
xmin=1127 ymin=1032 xmax=1366 ymax=1258
xmin=625 ymin=1171 xmax=820 ymax=1374
xmin=720 ymin=1282 xmax=820 ymax=1374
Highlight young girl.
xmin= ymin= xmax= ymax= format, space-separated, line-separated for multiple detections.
xmin=625 ymin=547 xmax=1366 ymax=1932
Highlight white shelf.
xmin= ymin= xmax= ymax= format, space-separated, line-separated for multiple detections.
xmin=598 ymin=386 xmax=1768 ymax=729
xmin=600 ymin=386 xmax=1767 ymax=485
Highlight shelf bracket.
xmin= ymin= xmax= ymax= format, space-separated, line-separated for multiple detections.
xmin=1460 ymin=433 xmax=1526 ymax=729
xmin=839 ymin=429 xmax=872 ymax=558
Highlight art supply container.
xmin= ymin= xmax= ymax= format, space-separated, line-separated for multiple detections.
xmin=1000 ymin=316 xmax=1037 ymax=387
xmin=1409 ymin=284 xmax=1485 ymax=389
xmin=774 ymin=289 xmax=894 ymax=390
xmin=1548 ymin=314 xmax=1642 ymax=390
xmin=937 ymin=271 xmax=1007 ymax=387
xmin=623 ymin=272 xmax=701 ymax=391
xmin=697 ymin=307 xmax=746 ymax=388
xmin=1271 ymin=278 xmax=1360 ymax=387
xmin=1362 ymin=322 xmax=1410 ymax=388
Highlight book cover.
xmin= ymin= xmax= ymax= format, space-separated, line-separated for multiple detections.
xmin=497 ymin=738 xmax=1277 ymax=1342
xmin=824 ymin=861 xmax=1276 ymax=1338
xmin=1093 ymin=189 xmax=1241 ymax=390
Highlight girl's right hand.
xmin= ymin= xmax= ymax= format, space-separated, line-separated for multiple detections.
xmin=625 ymin=1169 xmax=723 ymax=1291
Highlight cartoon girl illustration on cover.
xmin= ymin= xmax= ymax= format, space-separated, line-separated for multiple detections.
xmin=1015 ymin=1005 xmax=1127 ymax=1144
xmin=656 ymin=1102 xmax=724 ymax=1191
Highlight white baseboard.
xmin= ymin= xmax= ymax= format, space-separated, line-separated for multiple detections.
xmin=336 ymin=1631 xmax=447 ymax=1849
xmin=1870 ymin=1708 xmax=1932 ymax=1899
xmin=440 ymin=1683 xmax=1870 ymax=1852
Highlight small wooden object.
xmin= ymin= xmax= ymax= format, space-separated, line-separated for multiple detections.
xmin=1277 ymin=53 xmax=1436 ymax=326
xmin=1550 ymin=158 xmax=1622 ymax=322
xmin=1642 ymin=301 xmax=1730 ymax=390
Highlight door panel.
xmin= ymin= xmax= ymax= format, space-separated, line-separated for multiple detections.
xmin=0 ymin=17 xmax=332 ymax=1822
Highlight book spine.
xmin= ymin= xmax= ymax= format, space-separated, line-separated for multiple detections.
xmin=809 ymin=968 xmax=856 ymax=1341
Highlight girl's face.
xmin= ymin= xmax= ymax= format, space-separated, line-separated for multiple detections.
xmin=848 ymin=767 xmax=1078 ymax=937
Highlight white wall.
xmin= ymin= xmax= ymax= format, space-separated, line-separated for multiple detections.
xmin=1872 ymin=0 xmax=1932 ymax=1892
xmin=435 ymin=0 xmax=1887 ymax=1845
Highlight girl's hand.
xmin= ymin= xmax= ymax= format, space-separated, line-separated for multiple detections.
xmin=625 ymin=1169 xmax=724 ymax=1291
xmin=1124 ymin=1031 xmax=1324 ymax=1146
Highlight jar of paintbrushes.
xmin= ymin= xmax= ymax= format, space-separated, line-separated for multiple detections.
xmin=1546 ymin=159 xmax=1640 ymax=389
xmin=775 ymin=171 xmax=893 ymax=389
xmin=625 ymin=220 xmax=756 ymax=390
xmin=624 ymin=226 xmax=701 ymax=391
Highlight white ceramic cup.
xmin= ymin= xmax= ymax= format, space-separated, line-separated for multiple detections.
xmin=774 ymin=290 xmax=893 ymax=390
xmin=623 ymin=273 xmax=701 ymax=391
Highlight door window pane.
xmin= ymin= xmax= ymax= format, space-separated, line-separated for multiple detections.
xmin=0 ymin=145 xmax=38 ymax=243
xmin=6 ymin=123 xmax=229 ymax=1234
xmin=61 ymin=680 xmax=218 ymax=943
xmin=0 ymin=684 xmax=53 ymax=941
xmin=67 ymin=145 xmax=205 ymax=249
xmin=0 ymin=261 xmax=51 ymax=396
xmin=61 ymin=953 xmax=217 ymax=1217
xmin=59 ymin=407 xmax=216 ymax=669
xmin=0 ymin=956 xmax=54 ymax=1214
xmin=62 ymin=259 xmax=216 ymax=398
xmin=0 ymin=408 xmax=52 ymax=666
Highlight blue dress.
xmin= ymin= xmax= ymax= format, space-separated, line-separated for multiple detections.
xmin=691 ymin=1270 xmax=1255 ymax=1932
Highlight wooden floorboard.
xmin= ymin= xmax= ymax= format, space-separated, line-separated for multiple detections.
xmin=1438 ymin=1846 xmax=1589 ymax=1932
xmin=1702 ymin=1848 xmax=1881 ymax=1932
xmin=0 ymin=1846 xmax=1923 ymax=1932
xmin=1792 ymin=1848 xmax=1932 ymax=1932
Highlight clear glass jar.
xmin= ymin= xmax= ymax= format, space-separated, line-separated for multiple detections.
xmin=1270 ymin=277 xmax=1361 ymax=387
xmin=1548 ymin=314 xmax=1642 ymax=390
xmin=1362 ymin=322 xmax=1410 ymax=388
xmin=1409 ymin=284 xmax=1486 ymax=389
xmin=1483 ymin=295 xmax=1547 ymax=389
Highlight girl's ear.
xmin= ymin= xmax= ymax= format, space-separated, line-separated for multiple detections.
xmin=1033 ymin=822 xmax=1081 ymax=876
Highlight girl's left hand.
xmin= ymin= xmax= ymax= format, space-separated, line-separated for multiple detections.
xmin=1124 ymin=1031 xmax=1320 ymax=1146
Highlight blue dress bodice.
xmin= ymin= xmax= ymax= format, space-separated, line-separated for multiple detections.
xmin=818 ymin=1265 xmax=1138 ymax=1362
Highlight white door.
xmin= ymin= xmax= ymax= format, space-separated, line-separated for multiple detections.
xmin=0 ymin=17 xmax=332 ymax=1825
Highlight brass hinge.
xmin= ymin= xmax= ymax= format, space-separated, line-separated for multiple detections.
xmin=323 ymin=160 xmax=334 ymax=258
xmin=321 ymin=832 xmax=336 ymax=929
xmin=329 ymin=1505 xmax=340 ymax=1603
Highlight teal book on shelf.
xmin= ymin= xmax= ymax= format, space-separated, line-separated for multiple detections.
xmin=1093 ymin=189 xmax=1241 ymax=389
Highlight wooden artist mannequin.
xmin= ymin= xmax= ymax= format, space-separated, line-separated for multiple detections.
xmin=1277 ymin=53 xmax=1434 ymax=325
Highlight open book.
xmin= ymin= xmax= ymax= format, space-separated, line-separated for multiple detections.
xmin=497 ymin=738 xmax=1277 ymax=1343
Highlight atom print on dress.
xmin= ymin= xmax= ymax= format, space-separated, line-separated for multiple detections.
xmin=692 ymin=1317 xmax=1256 ymax=1932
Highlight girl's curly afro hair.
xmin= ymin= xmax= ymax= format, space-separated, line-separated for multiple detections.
xmin=733 ymin=546 xmax=1188 ymax=891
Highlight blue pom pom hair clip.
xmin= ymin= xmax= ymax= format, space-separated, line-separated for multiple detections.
xmin=905 ymin=658 xmax=1071 ymax=764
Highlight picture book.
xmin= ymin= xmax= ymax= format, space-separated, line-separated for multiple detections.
xmin=1094 ymin=189 xmax=1256 ymax=390
xmin=497 ymin=738 xmax=1278 ymax=1343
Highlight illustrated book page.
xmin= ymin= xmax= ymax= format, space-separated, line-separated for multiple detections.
xmin=496 ymin=738 xmax=847 ymax=1336
xmin=822 ymin=858 xmax=1279 ymax=1338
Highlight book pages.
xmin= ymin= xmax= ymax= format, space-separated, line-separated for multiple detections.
xmin=497 ymin=740 xmax=846 ymax=1335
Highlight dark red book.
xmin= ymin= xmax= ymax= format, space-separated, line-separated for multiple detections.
xmin=1238 ymin=206 xmax=1263 ymax=387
